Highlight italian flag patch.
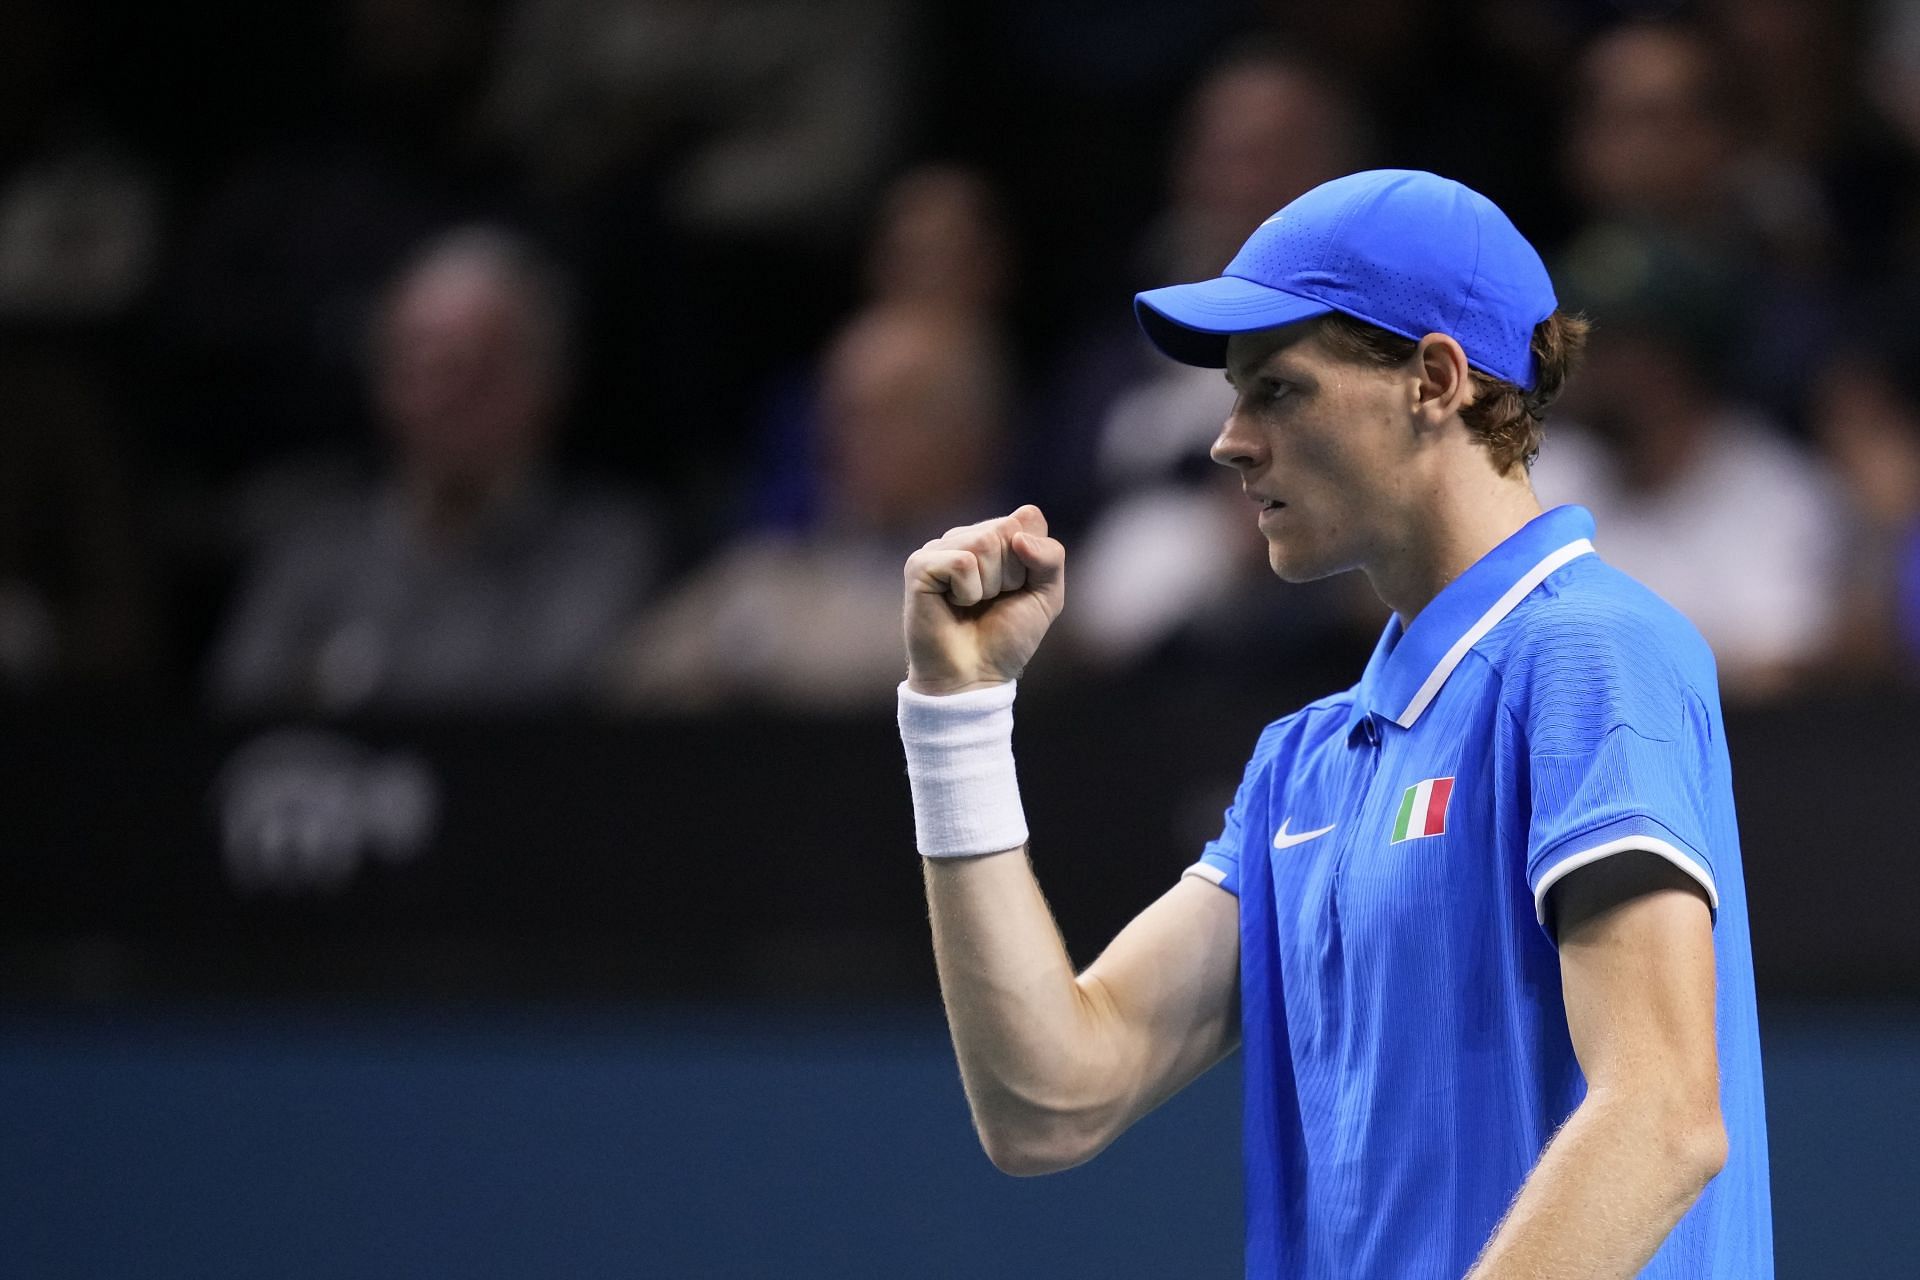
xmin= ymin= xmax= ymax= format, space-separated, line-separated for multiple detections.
xmin=1391 ymin=777 xmax=1454 ymax=843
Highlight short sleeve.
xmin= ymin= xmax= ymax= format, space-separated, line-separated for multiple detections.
xmin=1183 ymin=751 xmax=1265 ymax=897
xmin=1505 ymin=613 xmax=1721 ymax=931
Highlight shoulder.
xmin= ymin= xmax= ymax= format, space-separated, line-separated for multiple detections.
xmin=1479 ymin=553 xmax=1719 ymax=738
xmin=1484 ymin=552 xmax=1715 ymax=677
xmin=1244 ymin=689 xmax=1358 ymax=766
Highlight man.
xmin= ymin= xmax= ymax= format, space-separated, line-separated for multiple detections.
xmin=895 ymin=170 xmax=1770 ymax=1277
xmin=615 ymin=304 xmax=1009 ymax=711
xmin=209 ymin=226 xmax=656 ymax=714
xmin=1533 ymin=227 xmax=1847 ymax=697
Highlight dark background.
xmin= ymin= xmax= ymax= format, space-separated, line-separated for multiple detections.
xmin=4 ymin=0 xmax=1918 ymax=1274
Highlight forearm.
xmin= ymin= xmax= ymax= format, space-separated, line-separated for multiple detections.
xmin=897 ymin=509 xmax=1237 ymax=1171
xmin=923 ymin=849 xmax=1124 ymax=1173
xmin=1466 ymin=1087 xmax=1727 ymax=1279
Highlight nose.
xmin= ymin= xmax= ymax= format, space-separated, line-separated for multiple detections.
xmin=1209 ymin=400 xmax=1265 ymax=473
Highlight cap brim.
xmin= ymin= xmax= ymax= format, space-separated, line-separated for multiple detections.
xmin=1133 ymin=276 xmax=1333 ymax=367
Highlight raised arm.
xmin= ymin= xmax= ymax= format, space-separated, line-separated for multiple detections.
xmin=901 ymin=506 xmax=1240 ymax=1176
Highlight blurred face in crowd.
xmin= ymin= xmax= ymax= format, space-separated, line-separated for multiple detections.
xmin=1813 ymin=355 xmax=1920 ymax=528
xmin=1558 ymin=325 xmax=1716 ymax=490
xmin=1171 ymin=60 xmax=1360 ymax=275
xmin=866 ymin=166 xmax=1010 ymax=318
xmin=375 ymin=253 xmax=563 ymax=496
xmin=1708 ymin=0 xmax=1849 ymax=153
xmin=1567 ymin=25 xmax=1734 ymax=222
xmin=819 ymin=311 xmax=1003 ymax=533
xmin=1213 ymin=321 xmax=1437 ymax=583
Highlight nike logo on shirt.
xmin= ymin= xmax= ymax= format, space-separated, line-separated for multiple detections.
xmin=1272 ymin=820 xmax=1337 ymax=849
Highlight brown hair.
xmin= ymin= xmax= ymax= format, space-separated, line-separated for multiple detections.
xmin=1315 ymin=310 xmax=1590 ymax=474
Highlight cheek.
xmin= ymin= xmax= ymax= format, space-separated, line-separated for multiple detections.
xmin=1279 ymin=433 xmax=1399 ymax=555
xmin=1281 ymin=422 xmax=1367 ymax=507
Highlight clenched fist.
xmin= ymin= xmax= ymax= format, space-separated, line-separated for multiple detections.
xmin=903 ymin=505 xmax=1067 ymax=695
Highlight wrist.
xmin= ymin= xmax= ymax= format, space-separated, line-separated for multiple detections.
xmin=897 ymin=680 xmax=1027 ymax=858
xmin=904 ymin=668 xmax=1014 ymax=698
xmin=902 ymin=667 xmax=1013 ymax=694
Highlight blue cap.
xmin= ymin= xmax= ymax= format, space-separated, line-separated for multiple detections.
xmin=1134 ymin=169 xmax=1557 ymax=389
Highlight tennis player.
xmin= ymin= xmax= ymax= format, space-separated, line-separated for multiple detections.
xmin=896 ymin=169 xmax=1770 ymax=1277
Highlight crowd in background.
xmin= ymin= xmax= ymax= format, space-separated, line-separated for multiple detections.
xmin=9 ymin=0 xmax=1920 ymax=715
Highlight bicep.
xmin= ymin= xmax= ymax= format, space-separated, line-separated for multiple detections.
xmin=1552 ymin=852 xmax=1718 ymax=1101
xmin=1076 ymin=875 xmax=1240 ymax=1124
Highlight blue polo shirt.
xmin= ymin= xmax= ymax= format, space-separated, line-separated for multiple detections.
xmin=1187 ymin=505 xmax=1771 ymax=1278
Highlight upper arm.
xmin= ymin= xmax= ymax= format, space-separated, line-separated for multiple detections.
xmin=1552 ymin=852 xmax=1720 ymax=1114
xmin=1075 ymin=874 xmax=1240 ymax=1133
xmin=1509 ymin=604 xmax=1727 ymax=1129
xmin=1506 ymin=607 xmax=1722 ymax=932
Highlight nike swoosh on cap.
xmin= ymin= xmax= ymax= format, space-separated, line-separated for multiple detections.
xmin=1273 ymin=819 xmax=1337 ymax=849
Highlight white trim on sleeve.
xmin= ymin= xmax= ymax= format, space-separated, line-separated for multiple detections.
xmin=1183 ymin=862 xmax=1229 ymax=888
xmin=1532 ymin=834 xmax=1720 ymax=926
xmin=1395 ymin=538 xmax=1595 ymax=727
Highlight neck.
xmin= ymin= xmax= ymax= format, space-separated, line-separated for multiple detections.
xmin=1364 ymin=467 xmax=1543 ymax=623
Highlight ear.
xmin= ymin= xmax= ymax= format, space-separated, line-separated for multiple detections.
xmin=1412 ymin=333 xmax=1474 ymax=428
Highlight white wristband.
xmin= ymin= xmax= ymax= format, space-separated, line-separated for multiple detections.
xmin=897 ymin=680 xmax=1028 ymax=858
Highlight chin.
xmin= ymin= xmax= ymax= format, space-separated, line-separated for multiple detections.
xmin=1266 ymin=539 xmax=1349 ymax=585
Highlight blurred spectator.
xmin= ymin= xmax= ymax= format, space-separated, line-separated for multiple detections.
xmin=0 ymin=141 xmax=156 ymax=329
xmin=1146 ymin=44 xmax=1372 ymax=300
xmin=1062 ymin=457 xmax=1379 ymax=675
xmin=1712 ymin=0 xmax=1850 ymax=153
xmin=1808 ymin=309 xmax=1920 ymax=679
xmin=749 ymin=162 xmax=1014 ymax=533
xmin=1720 ymin=0 xmax=1920 ymax=264
xmin=1560 ymin=17 xmax=1855 ymax=414
xmin=1534 ymin=232 xmax=1850 ymax=698
xmin=0 ymin=0 xmax=159 ymax=330
xmin=481 ymin=0 xmax=912 ymax=236
xmin=612 ymin=305 xmax=1007 ymax=711
xmin=1033 ymin=48 xmax=1371 ymax=537
xmin=1042 ymin=49 xmax=1377 ymax=670
xmin=476 ymin=0 xmax=925 ymax=521
xmin=207 ymin=227 xmax=657 ymax=715
xmin=150 ymin=0 xmax=507 ymax=482
xmin=864 ymin=164 xmax=1012 ymax=324
xmin=0 ymin=2 xmax=161 ymax=696
xmin=1564 ymin=21 xmax=1746 ymax=237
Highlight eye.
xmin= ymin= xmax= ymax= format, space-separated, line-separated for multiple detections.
xmin=1227 ymin=374 xmax=1294 ymax=408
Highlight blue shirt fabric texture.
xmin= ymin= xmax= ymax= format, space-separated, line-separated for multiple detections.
xmin=1187 ymin=505 xmax=1771 ymax=1278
